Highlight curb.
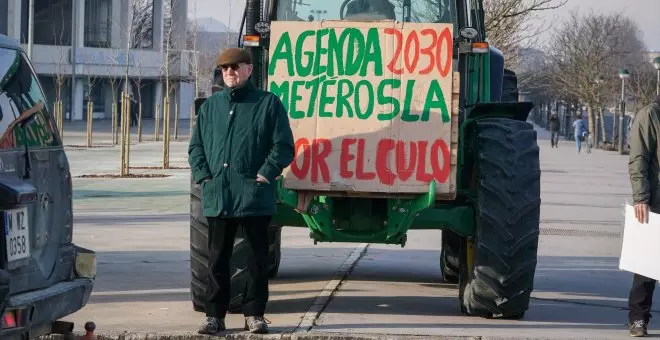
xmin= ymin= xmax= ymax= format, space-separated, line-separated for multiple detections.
xmin=38 ymin=332 xmax=481 ymax=340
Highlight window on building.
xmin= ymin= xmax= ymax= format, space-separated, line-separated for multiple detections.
xmin=23 ymin=0 xmax=73 ymax=46
xmin=84 ymin=0 xmax=112 ymax=48
xmin=132 ymin=0 xmax=154 ymax=49
xmin=0 ymin=2 xmax=8 ymax=36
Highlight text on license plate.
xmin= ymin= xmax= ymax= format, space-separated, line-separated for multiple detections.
xmin=4 ymin=207 xmax=30 ymax=262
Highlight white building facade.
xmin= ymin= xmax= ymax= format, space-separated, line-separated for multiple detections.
xmin=0 ymin=0 xmax=195 ymax=122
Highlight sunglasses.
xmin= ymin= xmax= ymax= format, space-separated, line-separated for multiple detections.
xmin=221 ymin=64 xmax=241 ymax=71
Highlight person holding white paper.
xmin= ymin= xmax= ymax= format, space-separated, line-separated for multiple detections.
xmin=626 ymin=95 xmax=660 ymax=337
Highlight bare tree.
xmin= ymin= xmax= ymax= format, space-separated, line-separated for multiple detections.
xmin=483 ymin=0 xmax=566 ymax=69
xmin=161 ymin=0 xmax=183 ymax=168
xmin=49 ymin=4 xmax=70 ymax=135
xmin=626 ymin=57 xmax=658 ymax=114
xmin=544 ymin=10 xmax=648 ymax=144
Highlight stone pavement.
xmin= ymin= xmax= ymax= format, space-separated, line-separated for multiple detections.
xmin=53 ymin=121 xmax=656 ymax=339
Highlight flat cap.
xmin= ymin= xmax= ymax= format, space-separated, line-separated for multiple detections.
xmin=216 ymin=47 xmax=251 ymax=66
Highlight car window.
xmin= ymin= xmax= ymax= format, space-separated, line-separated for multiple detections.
xmin=0 ymin=47 xmax=60 ymax=149
xmin=0 ymin=92 xmax=19 ymax=150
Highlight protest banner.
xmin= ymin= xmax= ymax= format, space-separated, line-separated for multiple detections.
xmin=268 ymin=20 xmax=458 ymax=198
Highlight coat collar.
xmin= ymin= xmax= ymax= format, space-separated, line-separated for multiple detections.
xmin=227 ymin=80 xmax=255 ymax=102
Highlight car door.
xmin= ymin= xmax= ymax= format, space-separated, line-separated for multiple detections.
xmin=0 ymin=47 xmax=72 ymax=295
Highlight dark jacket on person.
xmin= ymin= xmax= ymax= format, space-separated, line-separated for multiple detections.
xmin=188 ymin=81 xmax=295 ymax=218
xmin=628 ymin=97 xmax=660 ymax=213
xmin=549 ymin=115 xmax=560 ymax=132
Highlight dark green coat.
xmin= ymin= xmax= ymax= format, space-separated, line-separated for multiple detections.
xmin=188 ymin=82 xmax=295 ymax=218
xmin=629 ymin=103 xmax=660 ymax=213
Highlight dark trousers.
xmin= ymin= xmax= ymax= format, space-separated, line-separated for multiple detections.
xmin=550 ymin=131 xmax=559 ymax=147
xmin=628 ymin=273 xmax=657 ymax=323
xmin=206 ymin=215 xmax=271 ymax=319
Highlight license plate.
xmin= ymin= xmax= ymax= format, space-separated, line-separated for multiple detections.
xmin=4 ymin=207 xmax=30 ymax=262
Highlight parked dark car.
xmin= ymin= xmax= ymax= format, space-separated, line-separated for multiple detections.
xmin=0 ymin=34 xmax=96 ymax=339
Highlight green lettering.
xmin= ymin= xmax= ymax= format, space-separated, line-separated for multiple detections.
xmin=326 ymin=29 xmax=343 ymax=77
xmin=354 ymin=80 xmax=374 ymax=120
xmin=422 ymin=79 xmax=450 ymax=122
xmin=295 ymin=30 xmax=315 ymax=77
xmin=361 ymin=28 xmax=383 ymax=77
xmin=401 ymin=80 xmax=419 ymax=122
xmin=313 ymin=29 xmax=329 ymax=76
xmin=269 ymin=32 xmax=293 ymax=76
xmin=305 ymin=76 xmax=325 ymax=117
xmin=336 ymin=79 xmax=354 ymax=118
xmin=269 ymin=80 xmax=290 ymax=111
xmin=290 ymin=80 xmax=306 ymax=119
xmin=319 ymin=78 xmax=337 ymax=117
xmin=344 ymin=28 xmax=365 ymax=76
xmin=377 ymin=79 xmax=401 ymax=121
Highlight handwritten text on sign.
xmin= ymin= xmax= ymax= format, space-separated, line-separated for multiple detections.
xmin=267 ymin=21 xmax=455 ymax=194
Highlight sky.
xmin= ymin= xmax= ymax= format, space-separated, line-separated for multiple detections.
xmin=189 ymin=0 xmax=660 ymax=51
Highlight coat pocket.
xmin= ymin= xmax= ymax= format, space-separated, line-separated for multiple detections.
xmin=201 ymin=177 xmax=217 ymax=211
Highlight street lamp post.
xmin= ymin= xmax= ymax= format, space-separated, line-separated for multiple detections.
xmin=618 ymin=68 xmax=630 ymax=154
xmin=654 ymin=57 xmax=660 ymax=96
xmin=594 ymin=76 xmax=604 ymax=146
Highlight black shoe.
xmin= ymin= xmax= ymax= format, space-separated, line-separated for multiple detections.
xmin=198 ymin=317 xmax=226 ymax=334
xmin=629 ymin=320 xmax=648 ymax=337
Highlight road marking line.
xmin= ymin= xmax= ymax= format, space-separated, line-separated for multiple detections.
xmin=293 ymin=243 xmax=370 ymax=333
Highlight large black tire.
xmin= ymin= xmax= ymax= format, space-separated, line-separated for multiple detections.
xmin=440 ymin=230 xmax=460 ymax=284
xmin=458 ymin=117 xmax=541 ymax=319
xmin=501 ymin=69 xmax=519 ymax=102
xmin=190 ymin=177 xmax=283 ymax=314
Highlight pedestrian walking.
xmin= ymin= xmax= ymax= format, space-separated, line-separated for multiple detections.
xmin=130 ymin=95 xmax=138 ymax=127
xmin=572 ymin=114 xmax=588 ymax=153
xmin=549 ymin=112 xmax=560 ymax=148
xmin=188 ymin=47 xmax=295 ymax=335
xmin=626 ymin=94 xmax=660 ymax=337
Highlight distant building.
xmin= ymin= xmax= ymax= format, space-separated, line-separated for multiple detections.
xmin=0 ymin=0 xmax=195 ymax=122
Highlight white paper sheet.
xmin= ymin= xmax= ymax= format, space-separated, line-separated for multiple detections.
xmin=619 ymin=204 xmax=660 ymax=281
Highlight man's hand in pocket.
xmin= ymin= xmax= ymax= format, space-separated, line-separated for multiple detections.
xmin=256 ymin=174 xmax=270 ymax=184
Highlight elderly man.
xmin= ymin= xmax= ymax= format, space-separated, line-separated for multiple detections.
xmin=188 ymin=47 xmax=295 ymax=334
xmin=627 ymin=94 xmax=660 ymax=337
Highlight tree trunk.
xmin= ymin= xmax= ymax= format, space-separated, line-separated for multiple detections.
xmin=587 ymin=105 xmax=596 ymax=141
xmin=599 ymin=107 xmax=606 ymax=146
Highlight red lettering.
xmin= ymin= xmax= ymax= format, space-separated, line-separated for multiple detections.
xmin=311 ymin=138 xmax=331 ymax=183
xmin=403 ymin=30 xmax=420 ymax=73
xmin=418 ymin=28 xmax=438 ymax=75
xmin=340 ymin=138 xmax=356 ymax=179
xmin=291 ymin=138 xmax=311 ymax=179
xmin=437 ymin=27 xmax=453 ymax=77
xmin=396 ymin=141 xmax=417 ymax=181
xmin=385 ymin=27 xmax=451 ymax=75
xmin=292 ymin=137 xmax=450 ymax=187
xmin=375 ymin=139 xmax=396 ymax=185
xmin=415 ymin=141 xmax=434 ymax=182
xmin=356 ymin=139 xmax=376 ymax=180
xmin=431 ymin=139 xmax=451 ymax=183
xmin=384 ymin=28 xmax=403 ymax=75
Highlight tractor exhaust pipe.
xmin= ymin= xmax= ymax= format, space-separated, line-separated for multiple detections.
xmin=245 ymin=0 xmax=263 ymax=87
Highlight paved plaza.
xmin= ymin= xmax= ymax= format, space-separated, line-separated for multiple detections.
xmin=51 ymin=120 xmax=656 ymax=339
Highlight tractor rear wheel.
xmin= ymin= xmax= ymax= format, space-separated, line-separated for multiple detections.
xmin=440 ymin=230 xmax=460 ymax=284
xmin=458 ymin=117 xmax=541 ymax=319
xmin=190 ymin=177 xmax=283 ymax=313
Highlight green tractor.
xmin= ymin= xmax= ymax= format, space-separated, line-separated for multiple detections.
xmin=190 ymin=0 xmax=540 ymax=319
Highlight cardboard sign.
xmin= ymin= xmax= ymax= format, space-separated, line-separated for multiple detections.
xmin=267 ymin=20 xmax=458 ymax=198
